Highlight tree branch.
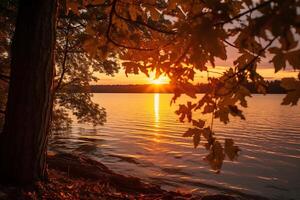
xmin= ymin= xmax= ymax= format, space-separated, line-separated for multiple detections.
xmin=113 ymin=3 xmax=176 ymax=35
xmin=106 ymin=0 xmax=157 ymax=51
xmin=226 ymin=36 xmax=278 ymax=81
xmin=215 ymin=0 xmax=274 ymax=26
xmin=173 ymin=40 xmax=193 ymax=67
xmin=55 ymin=22 xmax=71 ymax=92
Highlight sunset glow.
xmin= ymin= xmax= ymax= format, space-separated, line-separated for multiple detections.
xmin=96 ymin=67 xmax=299 ymax=85
xmin=150 ymin=75 xmax=170 ymax=85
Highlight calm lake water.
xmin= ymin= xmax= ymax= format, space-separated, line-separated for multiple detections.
xmin=50 ymin=94 xmax=300 ymax=200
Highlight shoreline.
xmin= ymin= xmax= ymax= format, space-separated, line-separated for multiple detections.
xmin=0 ymin=152 xmax=245 ymax=200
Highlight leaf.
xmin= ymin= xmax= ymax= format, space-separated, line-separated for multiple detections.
xmin=183 ymin=128 xmax=199 ymax=137
xmin=224 ymin=139 xmax=239 ymax=161
xmin=193 ymin=19 xmax=227 ymax=60
xmin=204 ymin=141 xmax=225 ymax=172
xmin=228 ymin=105 xmax=245 ymax=120
xmin=175 ymin=102 xmax=196 ymax=122
xmin=271 ymin=53 xmax=285 ymax=73
xmin=279 ymin=29 xmax=298 ymax=50
xmin=123 ymin=62 xmax=144 ymax=76
xmin=82 ymin=38 xmax=98 ymax=57
xmin=193 ymin=132 xmax=201 ymax=148
xmin=281 ymin=78 xmax=300 ymax=106
xmin=286 ymin=50 xmax=300 ymax=70
xmin=214 ymin=108 xmax=229 ymax=124
xmin=192 ymin=119 xmax=205 ymax=128
xmin=202 ymin=104 xmax=214 ymax=114
xmin=202 ymin=127 xmax=212 ymax=140
xmin=281 ymin=78 xmax=298 ymax=90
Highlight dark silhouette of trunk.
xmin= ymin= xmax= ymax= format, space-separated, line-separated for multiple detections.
xmin=0 ymin=0 xmax=58 ymax=185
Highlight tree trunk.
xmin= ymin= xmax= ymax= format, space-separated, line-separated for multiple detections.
xmin=0 ymin=0 xmax=58 ymax=185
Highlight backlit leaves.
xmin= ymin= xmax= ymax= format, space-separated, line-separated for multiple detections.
xmin=281 ymin=78 xmax=300 ymax=106
xmin=175 ymin=102 xmax=196 ymax=122
xmin=192 ymin=119 xmax=205 ymax=128
xmin=3 ymin=0 xmax=300 ymax=173
xmin=224 ymin=139 xmax=239 ymax=161
xmin=193 ymin=133 xmax=201 ymax=148
xmin=205 ymin=141 xmax=225 ymax=172
xmin=59 ymin=0 xmax=300 ymax=172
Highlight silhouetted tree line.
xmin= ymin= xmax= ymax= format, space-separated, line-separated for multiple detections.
xmin=64 ymin=80 xmax=286 ymax=94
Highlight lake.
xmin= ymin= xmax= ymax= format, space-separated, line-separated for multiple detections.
xmin=50 ymin=94 xmax=300 ymax=200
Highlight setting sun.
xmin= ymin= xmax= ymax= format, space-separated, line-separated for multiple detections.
xmin=150 ymin=75 xmax=170 ymax=85
xmin=1 ymin=0 xmax=300 ymax=199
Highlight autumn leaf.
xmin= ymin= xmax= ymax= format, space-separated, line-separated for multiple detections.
xmin=193 ymin=132 xmax=201 ymax=148
xmin=204 ymin=141 xmax=225 ymax=172
xmin=192 ymin=119 xmax=205 ymax=128
xmin=281 ymin=78 xmax=300 ymax=106
xmin=214 ymin=108 xmax=230 ymax=124
xmin=202 ymin=104 xmax=214 ymax=114
xmin=286 ymin=50 xmax=300 ymax=70
xmin=271 ymin=53 xmax=285 ymax=73
xmin=224 ymin=139 xmax=239 ymax=161
xmin=182 ymin=128 xmax=199 ymax=137
xmin=82 ymin=38 xmax=98 ymax=58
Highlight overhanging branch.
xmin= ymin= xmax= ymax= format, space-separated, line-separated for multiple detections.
xmin=106 ymin=0 xmax=157 ymax=51
xmin=113 ymin=3 xmax=176 ymax=35
xmin=214 ymin=0 xmax=274 ymax=26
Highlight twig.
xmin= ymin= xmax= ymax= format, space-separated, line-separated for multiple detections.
xmin=214 ymin=0 xmax=274 ymax=26
xmin=106 ymin=0 xmax=156 ymax=51
xmin=113 ymin=5 xmax=176 ymax=35
xmin=55 ymin=21 xmax=71 ymax=92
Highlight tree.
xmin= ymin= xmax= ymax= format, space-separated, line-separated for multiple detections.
xmin=0 ymin=0 xmax=299 ymax=185
xmin=0 ymin=0 xmax=58 ymax=184
xmin=0 ymin=2 xmax=120 ymax=131
xmin=121 ymin=0 xmax=300 ymax=171
xmin=0 ymin=0 xmax=174 ymax=185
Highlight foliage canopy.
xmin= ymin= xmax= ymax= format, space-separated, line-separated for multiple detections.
xmin=1 ymin=0 xmax=299 ymax=172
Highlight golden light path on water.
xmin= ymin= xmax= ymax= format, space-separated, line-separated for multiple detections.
xmin=153 ymin=93 xmax=160 ymax=142
xmin=154 ymin=93 xmax=160 ymax=123
xmin=50 ymin=94 xmax=300 ymax=200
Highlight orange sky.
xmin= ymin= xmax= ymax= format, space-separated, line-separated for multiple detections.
xmin=95 ymin=66 xmax=298 ymax=85
xmin=95 ymin=45 xmax=299 ymax=85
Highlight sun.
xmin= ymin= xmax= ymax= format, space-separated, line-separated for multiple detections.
xmin=152 ymin=79 xmax=164 ymax=85
xmin=151 ymin=76 xmax=169 ymax=85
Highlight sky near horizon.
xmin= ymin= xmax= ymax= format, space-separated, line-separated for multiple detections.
xmin=95 ymin=43 xmax=299 ymax=85
xmin=95 ymin=65 xmax=299 ymax=85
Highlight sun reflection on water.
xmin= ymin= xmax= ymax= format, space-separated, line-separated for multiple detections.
xmin=154 ymin=93 xmax=160 ymax=124
xmin=153 ymin=93 xmax=160 ymax=142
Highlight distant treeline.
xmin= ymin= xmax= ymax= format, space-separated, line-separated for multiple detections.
xmin=65 ymin=80 xmax=286 ymax=94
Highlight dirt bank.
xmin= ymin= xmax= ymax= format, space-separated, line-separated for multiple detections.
xmin=0 ymin=152 xmax=238 ymax=200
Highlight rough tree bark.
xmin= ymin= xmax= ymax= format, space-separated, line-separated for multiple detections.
xmin=0 ymin=0 xmax=58 ymax=185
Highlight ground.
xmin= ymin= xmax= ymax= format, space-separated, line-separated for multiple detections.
xmin=0 ymin=153 xmax=238 ymax=200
